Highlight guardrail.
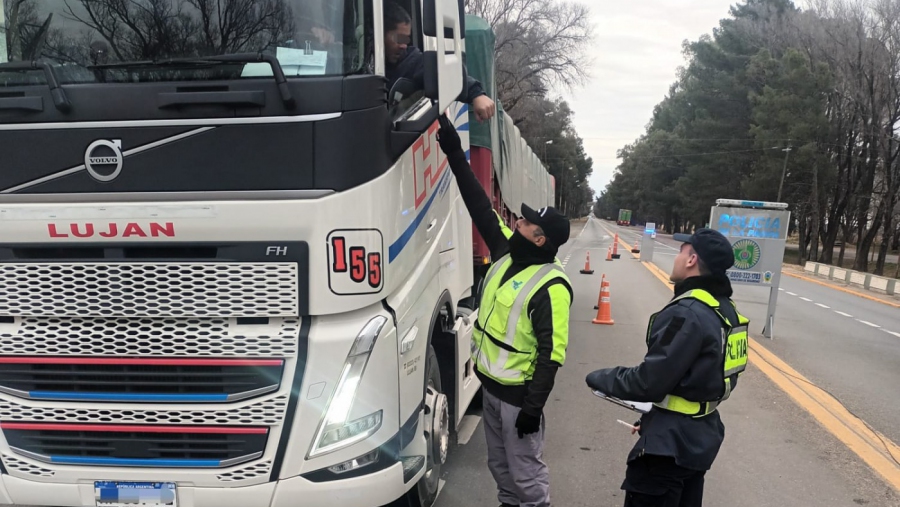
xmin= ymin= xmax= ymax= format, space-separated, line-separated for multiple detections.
xmin=803 ymin=262 xmax=898 ymax=296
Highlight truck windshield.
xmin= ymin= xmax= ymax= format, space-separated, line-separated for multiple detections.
xmin=0 ymin=0 xmax=370 ymax=84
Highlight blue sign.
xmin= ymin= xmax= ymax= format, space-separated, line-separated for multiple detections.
xmin=716 ymin=213 xmax=783 ymax=239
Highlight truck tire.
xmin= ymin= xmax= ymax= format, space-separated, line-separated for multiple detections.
xmin=404 ymin=345 xmax=448 ymax=507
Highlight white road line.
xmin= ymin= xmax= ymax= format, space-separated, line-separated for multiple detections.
xmin=881 ymin=329 xmax=900 ymax=339
xmin=778 ymin=288 xmax=784 ymax=291
xmin=456 ymin=415 xmax=482 ymax=445
xmin=786 ymin=292 xmax=797 ymax=296
xmin=799 ymin=297 xmax=812 ymax=302
xmin=655 ymin=241 xmax=681 ymax=252
xmin=856 ymin=320 xmax=881 ymax=328
xmin=815 ymin=303 xmax=830 ymax=309
xmin=835 ymin=311 xmax=853 ymax=317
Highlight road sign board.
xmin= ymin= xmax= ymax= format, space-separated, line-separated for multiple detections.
xmin=711 ymin=201 xmax=791 ymax=339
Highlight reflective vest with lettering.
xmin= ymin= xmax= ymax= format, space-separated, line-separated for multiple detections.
xmin=472 ymin=254 xmax=570 ymax=385
xmin=651 ymin=288 xmax=749 ymax=418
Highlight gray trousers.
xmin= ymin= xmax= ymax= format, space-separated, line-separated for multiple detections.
xmin=482 ymin=388 xmax=550 ymax=507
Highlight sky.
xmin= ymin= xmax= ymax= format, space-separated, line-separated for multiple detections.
xmin=563 ymin=1 xmax=740 ymax=196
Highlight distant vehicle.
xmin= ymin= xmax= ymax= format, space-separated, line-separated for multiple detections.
xmin=617 ymin=209 xmax=633 ymax=226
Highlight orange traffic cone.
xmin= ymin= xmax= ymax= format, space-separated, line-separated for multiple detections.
xmin=594 ymin=274 xmax=605 ymax=309
xmin=631 ymin=240 xmax=641 ymax=254
xmin=605 ymin=246 xmax=613 ymax=261
xmin=592 ymin=277 xmax=614 ymax=325
xmin=579 ymin=251 xmax=594 ymax=274
xmin=612 ymin=234 xmax=621 ymax=259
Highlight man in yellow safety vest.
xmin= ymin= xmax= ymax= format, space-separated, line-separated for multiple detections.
xmin=437 ymin=115 xmax=573 ymax=507
xmin=587 ymin=229 xmax=749 ymax=507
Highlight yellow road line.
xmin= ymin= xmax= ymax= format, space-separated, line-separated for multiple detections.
xmin=749 ymin=341 xmax=900 ymax=492
xmin=598 ymin=222 xmax=900 ymax=492
xmin=782 ymin=270 xmax=900 ymax=309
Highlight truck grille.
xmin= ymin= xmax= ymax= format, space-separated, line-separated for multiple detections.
xmin=0 ymin=255 xmax=305 ymax=478
xmin=0 ymin=358 xmax=283 ymax=402
xmin=0 ymin=316 xmax=300 ymax=357
xmin=0 ymin=262 xmax=299 ymax=317
xmin=3 ymin=423 xmax=268 ymax=468
xmin=0 ymin=395 xmax=290 ymax=425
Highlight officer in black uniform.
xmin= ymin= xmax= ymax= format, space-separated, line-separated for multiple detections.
xmin=586 ymin=229 xmax=749 ymax=507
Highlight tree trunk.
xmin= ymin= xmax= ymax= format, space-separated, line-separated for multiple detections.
xmin=838 ymin=221 xmax=850 ymax=268
xmin=818 ymin=224 xmax=840 ymax=264
xmin=797 ymin=209 xmax=808 ymax=266
xmin=7 ymin=0 xmax=23 ymax=61
xmin=854 ymin=206 xmax=884 ymax=273
xmin=810 ymin=167 xmax=821 ymax=262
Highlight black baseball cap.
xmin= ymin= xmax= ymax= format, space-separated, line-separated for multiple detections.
xmin=521 ymin=204 xmax=570 ymax=249
xmin=673 ymin=229 xmax=734 ymax=273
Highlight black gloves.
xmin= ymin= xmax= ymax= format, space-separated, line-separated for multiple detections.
xmin=515 ymin=410 xmax=542 ymax=439
xmin=437 ymin=114 xmax=463 ymax=155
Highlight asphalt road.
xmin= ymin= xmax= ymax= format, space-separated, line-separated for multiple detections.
xmin=434 ymin=217 xmax=900 ymax=507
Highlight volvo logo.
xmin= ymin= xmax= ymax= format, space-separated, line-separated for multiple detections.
xmin=84 ymin=139 xmax=124 ymax=182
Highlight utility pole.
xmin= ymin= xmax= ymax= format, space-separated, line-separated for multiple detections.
xmin=776 ymin=146 xmax=792 ymax=203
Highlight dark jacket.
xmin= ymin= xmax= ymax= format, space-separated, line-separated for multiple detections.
xmin=444 ymin=147 xmax=572 ymax=418
xmin=386 ymin=47 xmax=486 ymax=104
xmin=586 ymin=274 xmax=736 ymax=471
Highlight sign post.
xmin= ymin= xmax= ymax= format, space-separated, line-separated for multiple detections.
xmin=710 ymin=199 xmax=790 ymax=340
xmin=640 ymin=222 xmax=656 ymax=263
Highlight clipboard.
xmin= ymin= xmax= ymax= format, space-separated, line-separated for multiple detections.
xmin=591 ymin=390 xmax=652 ymax=414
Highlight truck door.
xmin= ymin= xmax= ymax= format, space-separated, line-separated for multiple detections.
xmin=423 ymin=0 xmax=465 ymax=111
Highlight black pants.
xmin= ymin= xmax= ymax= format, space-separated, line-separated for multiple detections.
xmin=621 ymin=454 xmax=706 ymax=507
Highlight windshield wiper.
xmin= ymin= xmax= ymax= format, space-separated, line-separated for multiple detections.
xmin=0 ymin=60 xmax=72 ymax=112
xmin=89 ymin=52 xmax=296 ymax=109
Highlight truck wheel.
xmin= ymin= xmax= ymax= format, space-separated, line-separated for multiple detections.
xmin=407 ymin=345 xmax=448 ymax=507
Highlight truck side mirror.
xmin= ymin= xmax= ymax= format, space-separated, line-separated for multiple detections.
xmin=422 ymin=0 xmax=464 ymax=111
xmin=388 ymin=77 xmax=419 ymax=107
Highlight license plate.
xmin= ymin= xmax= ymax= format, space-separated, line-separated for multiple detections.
xmin=95 ymin=481 xmax=177 ymax=507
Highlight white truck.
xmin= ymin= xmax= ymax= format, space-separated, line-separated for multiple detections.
xmin=0 ymin=1 xmax=551 ymax=506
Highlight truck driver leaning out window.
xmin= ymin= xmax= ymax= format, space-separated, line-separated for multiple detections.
xmin=383 ymin=1 xmax=496 ymax=122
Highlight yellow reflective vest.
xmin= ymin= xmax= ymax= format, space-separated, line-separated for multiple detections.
xmin=651 ymin=288 xmax=749 ymax=418
xmin=471 ymin=213 xmax=571 ymax=385
xmin=472 ymin=254 xmax=570 ymax=385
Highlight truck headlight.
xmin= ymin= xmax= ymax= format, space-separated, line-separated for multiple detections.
xmin=309 ymin=316 xmax=388 ymax=457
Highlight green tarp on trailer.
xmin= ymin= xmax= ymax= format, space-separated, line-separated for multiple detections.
xmin=464 ymin=14 xmax=495 ymax=151
xmin=464 ymin=15 xmax=554 ymax=212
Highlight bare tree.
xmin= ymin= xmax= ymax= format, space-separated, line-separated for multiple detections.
xmin=464 ymin=0 xmax=592 ymax=118
xmin=187 ymin=0 xmax=295 ymax=55
xmin=3 ymin=0 xmax=43 ymax=61
xmin=61 ymin=0 xmax=294 ymax=61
